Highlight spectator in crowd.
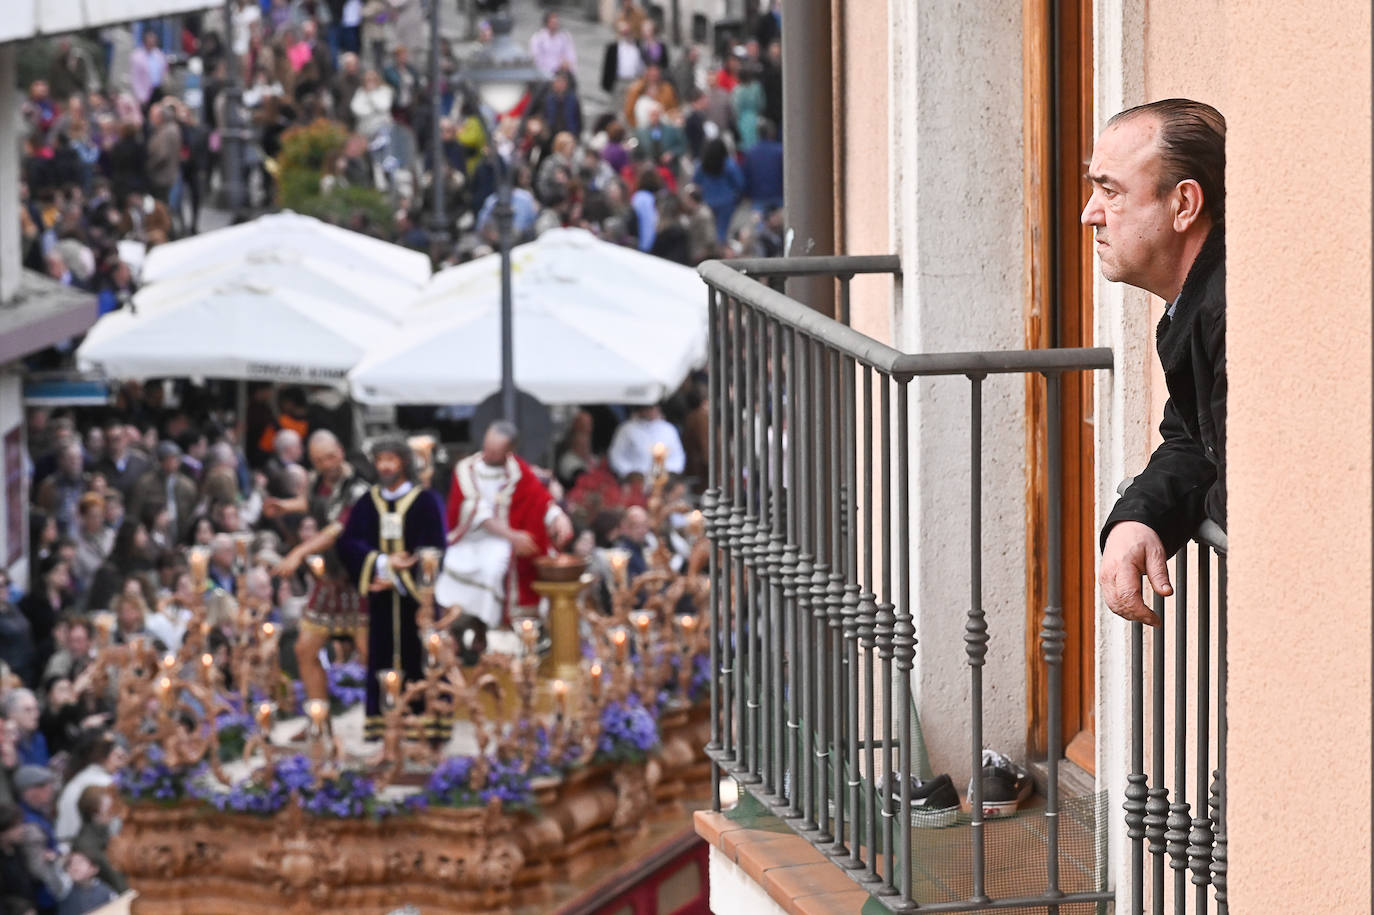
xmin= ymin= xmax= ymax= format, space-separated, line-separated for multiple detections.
xmin=601 ymin=18 xmax=645 ymax=114
xmin=129 ymin=29 xmax=168 ymax=108
xmin=55 ymin=733 xmax=124 ymax=843
xmin=742 ymin=119 xmax=783 ymax=211
xmin=693 ymin=138 xmax=744 ymax=243
xmin=0 ymin=572 xmax=37 ymax=689
xmin=608 ymin=405 xmax=687 ymax=478
xmin=72 ymin=785 xmax=127 ymax=894
xmin=624 ymin=63 xmax=678 ymax=129
xmin=531 ymin=12 xmax=578 ymax=78
xmin=20 ymin=558 xmax=72 ymax=673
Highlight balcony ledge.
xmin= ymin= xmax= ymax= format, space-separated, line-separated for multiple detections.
xmin=695 ymin=807 xmax=884 ymax=915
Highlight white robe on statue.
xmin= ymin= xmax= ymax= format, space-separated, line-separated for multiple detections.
xmin=435 ymin=459 xmax=514 ymax=628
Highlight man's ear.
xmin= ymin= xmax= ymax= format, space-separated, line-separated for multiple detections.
xmin=1173 ymin=178 xmax=1206 ymax=232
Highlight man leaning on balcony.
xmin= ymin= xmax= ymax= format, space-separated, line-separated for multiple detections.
xmin=1084 ymin=99 xmax=1227 ymax=628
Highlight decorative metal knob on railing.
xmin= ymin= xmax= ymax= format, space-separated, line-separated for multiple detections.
xmin=1188 ymin=814 xmax=1214 ymax=887
xmin=1124 ymin=774 xmax=1148 ymax=840
xmin=1166 ymin=800 xmax=1192 ymax=871
xmin=1145 ymin=787 xmax=1170 ymax=856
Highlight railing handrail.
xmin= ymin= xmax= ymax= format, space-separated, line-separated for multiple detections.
xmin=699 ymin=257 xmax=1115 ymax=378
xmin=726 ymin=254 xmax=905 ymax=278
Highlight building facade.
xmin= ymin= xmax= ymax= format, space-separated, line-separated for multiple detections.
xmin=700 ymin=0 xmax=1371 ymax=911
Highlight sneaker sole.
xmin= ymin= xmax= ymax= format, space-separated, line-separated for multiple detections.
xmin=981 ymin=781 xmax=1033 ymax=818
xmin=910 ymin=806 xmax=959 ymax=829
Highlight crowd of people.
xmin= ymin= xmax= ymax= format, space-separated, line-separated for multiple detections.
xmin=17 ymin=0 xmax=785 ymax=328
xmin=0 ymin=368 xmax=708 ymax=914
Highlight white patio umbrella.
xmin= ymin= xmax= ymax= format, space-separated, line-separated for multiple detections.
xmin=138 ymin=211 xmax=431 ymax=288
xmin=348 ymin=228 xmax=707 ymax=405
xmin=134 ymin=248 xmax=418 ymax=323
xmin=77 ymin=278 xmax=395 ymax=385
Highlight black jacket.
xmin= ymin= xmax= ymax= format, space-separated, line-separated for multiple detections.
xmin=1103 ymin=227 xmax=1226 ymax=556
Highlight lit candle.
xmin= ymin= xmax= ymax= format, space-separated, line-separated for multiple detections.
xmin=188 ymin=548 xmax=209 ymax=586
xmin=426 ymin=631 xmax=443 ymax=666
xmin=199 ymin=652 xmax=214 ymax=684
xmin=161 ymin=652 xmax=178 ymax=671
xmin=687 ymin=510 xmax=705 ymax=538
xmin=156 ymin=675 xmax=174 ymax=707
xmin=379 ymin=669 xmax=401 ymax=708
xmin=612 ymin=628 xmax=628 ymax=662
xmin=261 ymin=622 xmax=276 ymax=640
xmin=552 ymin=679 xmax=567 ymax=716
xmin=518 ymin=618 xmax=538 ymax=648
xmin=679 ymin=613 xmax=699 ymax=637
xmin=306 ymin=555 xmax=325 ymax=580
xmin=93 ymin=612 xmax=114 ymax=647
xmin=199 ymin=621 xmax=212 ymax=640
xmin=651 ymin=441 xmax=667 ymax=476
xmin=632 ymin=611 xmax=653 ymax=638
xmin=607 ymin=550 xmax=629 ymax=589
xmin=233 ymin=534 xmax=251 ymax=565
xmin=418 ymin=547 xmax=442 ymax=586
xmin=589 ymin=663 xmax=604 ymax=697
xmin=306 ymin=698 xmax=328 ymax=735
xmin=255 ymin=701 xmax=275 ymax=733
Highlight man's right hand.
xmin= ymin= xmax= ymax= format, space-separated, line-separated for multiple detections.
xmin=509 ymin=531 xmax=539 ymax=557
xmin=1099 ymin=521 xmax=1171 ymax=627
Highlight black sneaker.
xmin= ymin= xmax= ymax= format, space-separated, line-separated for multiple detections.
xmin=879 ymin=772 xmax=960 ymax=828
xmin=971 ymin=750 xmax=1033 ymax=818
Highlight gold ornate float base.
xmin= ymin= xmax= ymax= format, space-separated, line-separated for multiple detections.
xmin=110 ymin=714 xmax=712 ymax=915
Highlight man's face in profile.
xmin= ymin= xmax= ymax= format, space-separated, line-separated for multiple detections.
xmin=1081 ymin=115 xmax=1175 ymax=293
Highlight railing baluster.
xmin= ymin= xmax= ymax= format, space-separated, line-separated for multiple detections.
xmin=796 ymin=334 xmax=816 ymax=832
xmin=706 ymin=288 xmax=722 ymax=812
xmin=769 ymin=319 xmax=788 ymax=805
xmin=718 ymin=295 xmax=735 ymax=772
xmin=1147 ymin=589 xmax=1168 ymax=915
xmin=1212 ymin=558 xmax=1228 ymax=912
xmin=732 ymin=298 xmax=748 ymax=776
xmin=1042 ymin=373 xmax=1066 ymax=908
xmin=858 ymin=364 xmax=880 ymax=886
xmin=811 ymin=338 xmax=832 ymax=841
xmin=784 ymin=326 xmax=802 ymax=819
xmin=876 ymin=375 xmax=897 ymax=897
xmin=893 ymin=379 xmax=915 ymax=908
xmin=756 ymin=315 xmax=772 ymax=795
xmin=742 ymin=306 xmax=761 ymax=786
xmin=1126 ymin=615 xmax=1147 ymax=913
xmin=966 ymin=374 xmax=990 ymax=905
xmin=1191 ymin=546 xmax=1214 ymax=911
xmin=828 ymin=347 xmax=849 ymax=857
xmin=842 ymin=353 xmax=864 ymax=871
xmin=1168 ymin=555 xmax=1190 ymax=914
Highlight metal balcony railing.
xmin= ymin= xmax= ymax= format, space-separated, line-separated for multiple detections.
xmin=1127 ymin=520 xmax=1229 ymax=914
xmin=698 ymin=255 xmax=1117 ymax=911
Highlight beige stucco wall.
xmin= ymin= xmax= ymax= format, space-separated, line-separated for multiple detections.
xmin=1137 ymin=0 xmax=1373 ymax=906
xmin=1223 ymin=0 xmax=1372 ymax=907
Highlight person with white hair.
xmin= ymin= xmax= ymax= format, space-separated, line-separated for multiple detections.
xmin=437 ymin=422 xmax=573 ymax=631
xmin=2 ymin=689 xmax=47 ymax=767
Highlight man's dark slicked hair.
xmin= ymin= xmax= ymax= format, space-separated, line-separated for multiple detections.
xmin=1108 ymin=98 xmax=1226 ymax=224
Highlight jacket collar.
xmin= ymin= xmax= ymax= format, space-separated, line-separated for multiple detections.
xmin=1156 ymin=226 xmax=1225 ymax=371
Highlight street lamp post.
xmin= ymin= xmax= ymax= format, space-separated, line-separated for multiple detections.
xmin=428 ymin=0 xmax=448 ymax=253
xmin=462 ymin=16 xmax=546 ymax=424
xmin=222 ymin=0 xmax=246 ymax=216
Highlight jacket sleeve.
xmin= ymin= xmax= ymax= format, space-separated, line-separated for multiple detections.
xmin=1101 ymin=399 xmax=1215 ymax=557
xmin=336 ymin=494 xmax=378 ymax=595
